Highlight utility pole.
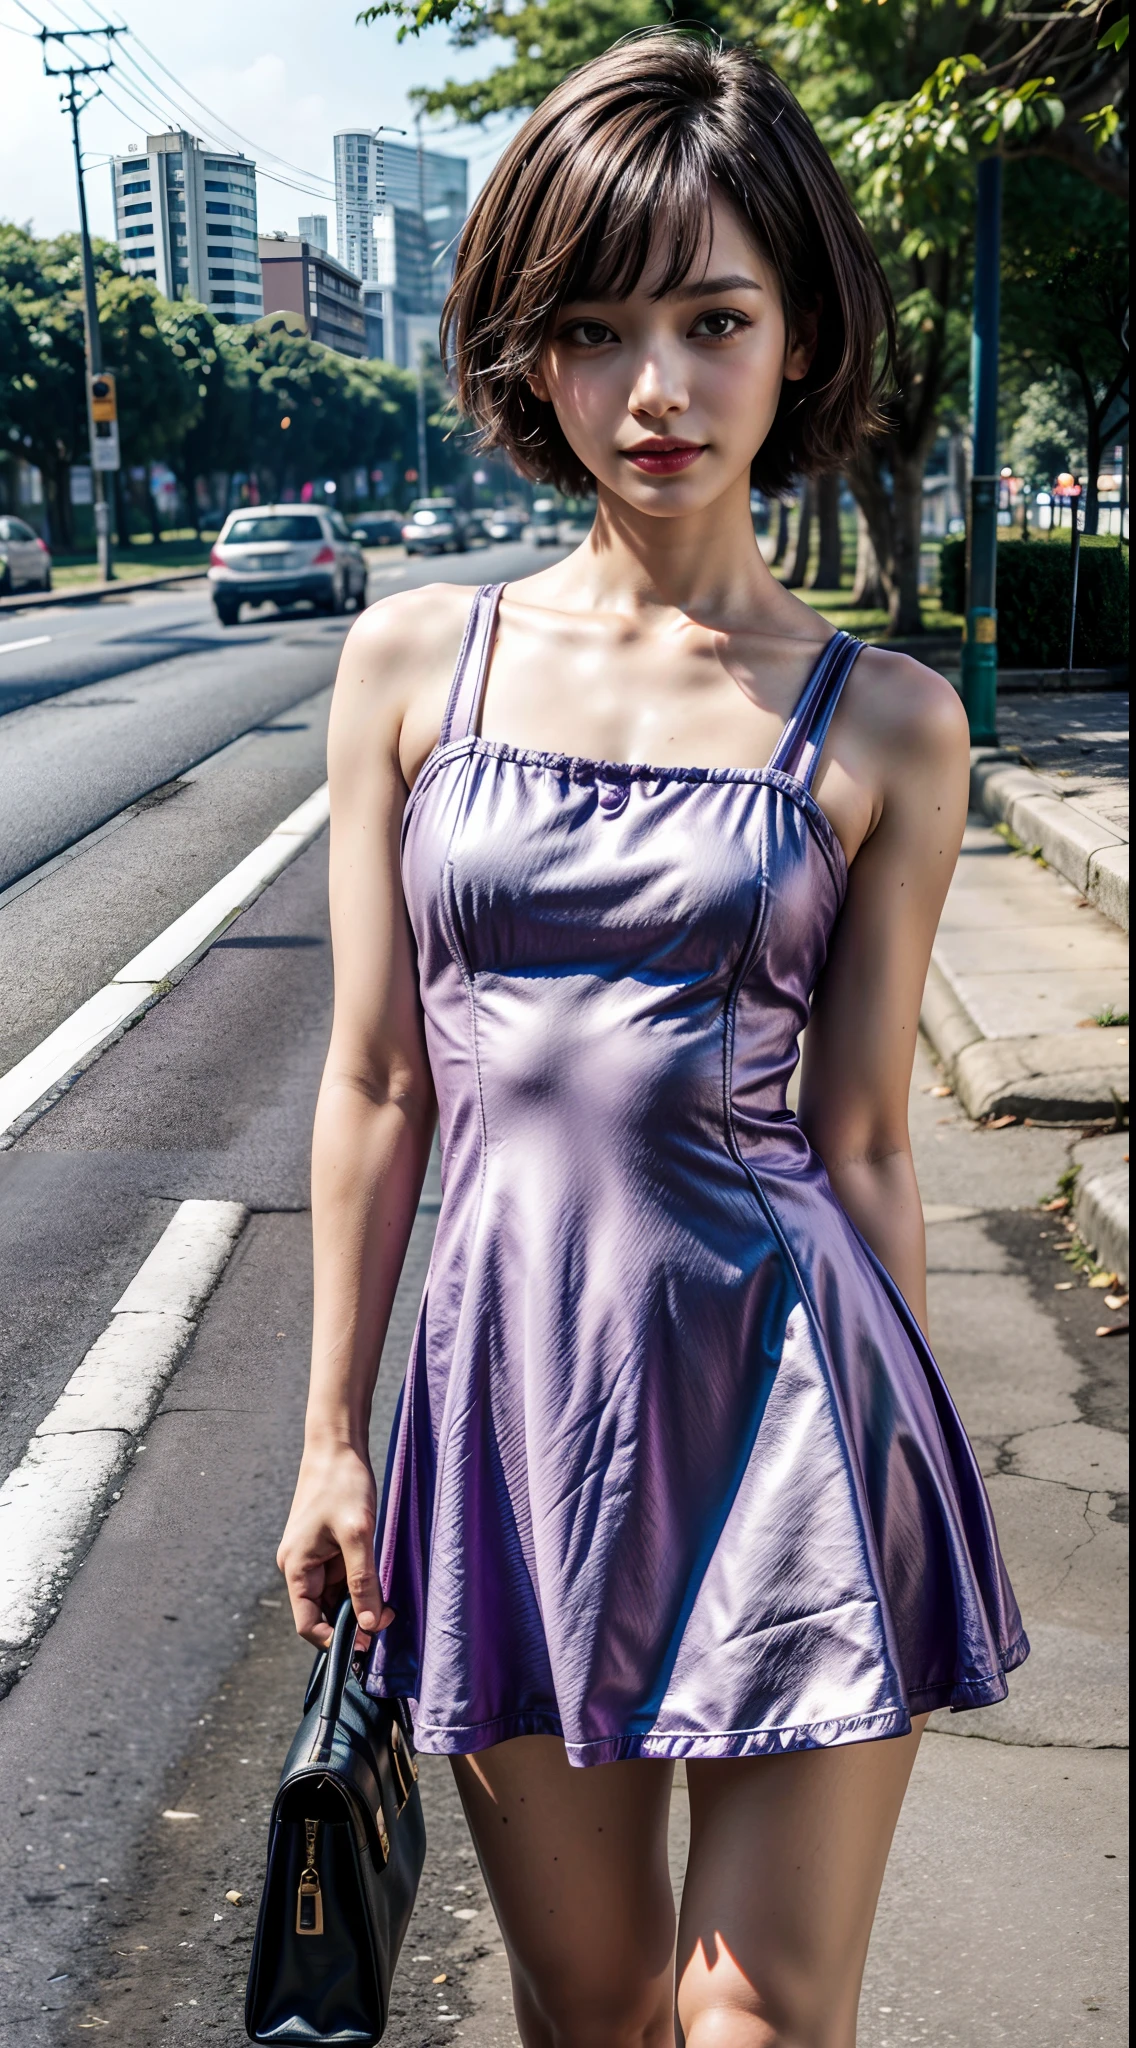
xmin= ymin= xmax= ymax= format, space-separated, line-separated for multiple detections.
xmin=960 ymin=155 xmax=1003 ymax=745
xmin=39 ymin=25 xmax=121 ymax=583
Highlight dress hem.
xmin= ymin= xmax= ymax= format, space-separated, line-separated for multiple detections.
xmin=369 ymin=1633 xmax=1030 ymax=1766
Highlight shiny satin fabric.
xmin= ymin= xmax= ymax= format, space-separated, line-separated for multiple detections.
xmin=366 ymin=587 xmax=1027 ymax=1765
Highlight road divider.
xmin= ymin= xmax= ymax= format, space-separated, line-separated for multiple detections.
xmin=0 ymin=781 xmax=329 ymax=1145
xmin=0 ymin=1199 xmax=248 ymax=1661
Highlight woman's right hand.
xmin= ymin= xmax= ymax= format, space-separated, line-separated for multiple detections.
xmin=277 ymin=1440 xmax=395 ymax=1650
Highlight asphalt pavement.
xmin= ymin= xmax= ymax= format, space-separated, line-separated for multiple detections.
xmin=0 ymin=558 xmax=1127 ymax=2046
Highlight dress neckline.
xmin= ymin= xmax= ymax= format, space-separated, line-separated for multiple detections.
xmin=405 ymin=732 xmax=850 ymax=894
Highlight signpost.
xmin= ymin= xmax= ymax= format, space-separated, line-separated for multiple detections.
xmin=39 ymin=24 xmax=121 ymax=583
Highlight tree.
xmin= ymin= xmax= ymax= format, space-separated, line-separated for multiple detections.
xmin=161 ymin=303 xmax=251 ymax=534
xmin=96 ymin=274 xmax=202 ymax=542
xmin=0 ymin=224 xmax=112 ymax=548
xmin=1000 ymin=161 xmax=1128 ymax=531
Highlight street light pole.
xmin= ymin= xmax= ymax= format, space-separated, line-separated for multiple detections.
xmin=961 ymin=155 xmax=1003 ymax=744
xmin=40 ymin=25 xmax=121 ymax=584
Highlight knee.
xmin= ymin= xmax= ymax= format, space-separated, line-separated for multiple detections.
xmin=682 ymin=2000 xmax=850 ymax=2048
xmin=516 ymin=1964 xmax=672 ymax=2048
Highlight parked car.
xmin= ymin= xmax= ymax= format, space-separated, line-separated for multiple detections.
xmin=526 ymin=499 xmax=562 ymax=547
xmin=208 ymin=506 xmax=366 ymax=625
xmin=401 ymin=499 xmax=467 ymax=555
xmin=349 ymin=512 xmax=405 ymax=548
xmin=482 ymin=507 xmax=526 ymax=543
xmin=0 ymin=516 xmax=52 ymax=595
xmin=556 ymin=512 xmax=593 ymax=545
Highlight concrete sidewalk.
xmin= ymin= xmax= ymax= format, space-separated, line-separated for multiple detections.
xmin=921 ymin=807 xmax=1129 ymax=1287
xmin=970 ymin=691 xmax=1129 ymax=932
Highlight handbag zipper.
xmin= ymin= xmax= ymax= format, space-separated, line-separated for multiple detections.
xmin=295 ymin=1818 xmax=324 ymax=1936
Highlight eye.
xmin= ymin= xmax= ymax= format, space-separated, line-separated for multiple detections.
xmin=689 ymin=308 xmax=750 ymax=340
xmin=559 ymin=318 xmax=619 ymax=348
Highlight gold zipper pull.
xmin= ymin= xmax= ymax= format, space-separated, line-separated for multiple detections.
xmin=295 ymin=1818 xmax=324 ymax=1936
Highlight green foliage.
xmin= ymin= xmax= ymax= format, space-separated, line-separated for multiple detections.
xmin=1006 ymin=380 xmax=1087 ymax=490
xmin=939 ymin=532 xmax=1130 ymax=665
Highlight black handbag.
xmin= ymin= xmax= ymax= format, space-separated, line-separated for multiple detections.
xmin=245 ymin=1598 xmax=426 ymax=2044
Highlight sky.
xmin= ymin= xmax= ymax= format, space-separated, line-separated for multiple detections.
xmin=0 ymin=0 xmax=519 ymax=248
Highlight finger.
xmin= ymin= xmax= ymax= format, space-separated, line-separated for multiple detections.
xmin=281 ymin=1556 xmax=335 ymax=1648
xmin=340 ymin=1521 xmax=383 ymax=1634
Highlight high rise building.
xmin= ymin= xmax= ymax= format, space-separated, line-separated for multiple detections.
xmin=298 ymin=214 xmax=328 ymax=253
xmin=333 ymin=131 xmax=467 ymax=367
xmin=110 ymin=131 xmax=263 ymax=323
xmin=259 ymin=233 xmax=366 ymax=357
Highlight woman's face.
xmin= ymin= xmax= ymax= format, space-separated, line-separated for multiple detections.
xmin=532 ymin=189 xmax=813 ymax=518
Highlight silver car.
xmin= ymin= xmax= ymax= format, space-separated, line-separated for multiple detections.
xmin=401 ymin=499 xmax=467 ymax=556
xmin=208 ymin=506 xmax=367 ymax=625
xmin=0 ymin=516 xmax=52 ymax=595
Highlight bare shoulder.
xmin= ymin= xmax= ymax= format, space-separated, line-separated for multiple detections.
xmin=845 ymin=644 xmax=970 ymax=776
xmin=341 ymin=581 xmax=477 ymax=696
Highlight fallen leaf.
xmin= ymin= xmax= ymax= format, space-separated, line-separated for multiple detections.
xmin=1104 ymin=1294 xmax=1128 ymax=1311
xmin=987 ymin=1114 xmax=1016 ymax=1129
xmin=225 ymin=1890 xmax=243 ymax=1905
xmin=433 ymin=1974 xmax=448 ymax=1984
xmin=1076 ymin=1017 xmax=1100 ymax=1029
xmin=161 ymin=1810 xmax=199 ymax=1822
xmin=1054 ymin=1282 xmax=1074 ymax=1291
xmin=1041 ymin=1197 xmax=1069 ymax=1212
xmin=1095 ymin=1323 xmax=1128 ymax=1338
xmin=1088 ymin=1271 xmax=1118 ymax=1289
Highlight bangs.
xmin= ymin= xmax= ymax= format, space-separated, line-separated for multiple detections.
xmin=557 ymin=138 xmax=728 ymax=307
xmin=442 ymin=33 xmax=894 ymax=496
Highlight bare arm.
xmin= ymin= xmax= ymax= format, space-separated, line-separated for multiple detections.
xmin=799 ymin=657 xmax=970 ymax=1337
xmin=277 ymin=591 xmax=463 ymax=1648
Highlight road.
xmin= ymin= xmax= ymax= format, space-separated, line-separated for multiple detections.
xmin=0 ymin=558 xmax=1126 ymax=2046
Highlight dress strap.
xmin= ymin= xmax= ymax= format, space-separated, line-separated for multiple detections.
xmin=439 ymin=584 xmax=506 ymax=746
xmin=766 ymin=631 xmax=864 ymax=790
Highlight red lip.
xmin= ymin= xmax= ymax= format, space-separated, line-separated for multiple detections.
xmin=622 ymin=441 xmax=705 ymax=475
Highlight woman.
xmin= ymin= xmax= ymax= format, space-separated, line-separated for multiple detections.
xmin=279 ymin=34 xmax=1026 ymax=2048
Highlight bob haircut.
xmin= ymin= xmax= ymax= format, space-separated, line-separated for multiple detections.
xmin=442 ymin=33 xmax=895 ymax=497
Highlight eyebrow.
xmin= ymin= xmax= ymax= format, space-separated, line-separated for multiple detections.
xmin=669 ymin=273 xmax=764 ymax=300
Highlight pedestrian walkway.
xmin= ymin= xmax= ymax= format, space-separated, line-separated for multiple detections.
xmin=971 ymin=690 xmax=1129 ymax=930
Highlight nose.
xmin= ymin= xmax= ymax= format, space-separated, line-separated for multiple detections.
xmin=626 ymin=338 xmax=689 ymax=425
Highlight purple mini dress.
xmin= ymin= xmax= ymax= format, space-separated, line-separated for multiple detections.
xmin=366 ymin=584 xmax=1027 ymax=1765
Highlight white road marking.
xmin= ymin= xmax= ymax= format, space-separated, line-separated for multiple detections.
xmin=0 ymin=1200 xmax=247 ymax=1652
xmin=0 ymin=634 xmax=51 ymax=656
xmin=0 ymin=781 xmax=329 ymax=1143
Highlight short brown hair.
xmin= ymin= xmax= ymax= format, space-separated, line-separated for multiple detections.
xmin=443 ymin=33 xmax=895 ymax=496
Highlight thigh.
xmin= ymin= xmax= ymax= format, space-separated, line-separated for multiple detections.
xmin=678 ymin=1719 xmax=928 ymax=2048
xmin=452 ymin=1736 xmax=676 ymax=2048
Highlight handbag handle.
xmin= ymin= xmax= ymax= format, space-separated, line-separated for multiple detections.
xmin=314 ymin=1597 xmax=360 ymax=1760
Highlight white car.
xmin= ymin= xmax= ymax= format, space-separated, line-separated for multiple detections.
xmin=208 ymin=506 xmax=367 ymax=625
xmin=0 ymin=516 xmax=52 ymax=595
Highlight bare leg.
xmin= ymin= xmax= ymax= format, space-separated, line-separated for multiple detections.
xmin=451 ymin=1736 xmax=676 ymax=2047
xmin=677 ymin=1717 xmax=929 ymax=2048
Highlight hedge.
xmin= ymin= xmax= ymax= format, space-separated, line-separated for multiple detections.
xmin=939 ymin=532 xmax=1129 ymax=667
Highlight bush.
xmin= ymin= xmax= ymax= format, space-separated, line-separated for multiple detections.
xmin=939 ymin=532 xmax=1129 ymax=667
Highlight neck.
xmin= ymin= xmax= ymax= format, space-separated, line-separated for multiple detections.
xmin=571 ymin=469 xmax=783 ymax=628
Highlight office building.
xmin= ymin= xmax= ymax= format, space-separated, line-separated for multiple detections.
xmin=258 ymin=233 xmax=366 ymax=357
xmin=110 ymin=131 xmax=263 ymax=322
xmin=298 ymin=214 xmax=328 ymax=253
xmin=333 ymin=131 xmax=467 ymax=367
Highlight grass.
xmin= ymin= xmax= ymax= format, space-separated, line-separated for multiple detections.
xmin=50 ymin=528 xmax=217 ymax=589
xmin=991 ymin=821 xmax=1048 ymax=867
xmin=1093 ymin=1005 xmax=1130 ymax=1028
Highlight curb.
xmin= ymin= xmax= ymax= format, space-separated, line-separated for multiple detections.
xmin=970 ymin=751 xmax=1129 ymax=932
xmin=0 ymin=567 xmax=207 ymax=613
xmin=1072 ymin=1134 xmax=1130 ymax=1287
xmin=920 ymin=958 xmax=1130 ymax=1124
